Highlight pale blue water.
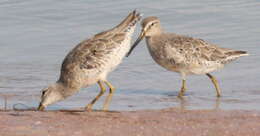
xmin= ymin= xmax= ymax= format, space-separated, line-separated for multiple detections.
xmin=0 ymin=0 xmax=259 ymax=111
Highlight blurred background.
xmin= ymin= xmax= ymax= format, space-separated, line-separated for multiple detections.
xmin=0 ymin=0 xmax=259 ymax=111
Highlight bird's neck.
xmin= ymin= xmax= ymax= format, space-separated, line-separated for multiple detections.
xmin=154 ymin=26 xmax=163 ymax=35
xmin=55 ymin=81 xmax=79 ymax=98
xmin=148 ymin=27 xmax=164 ymax=37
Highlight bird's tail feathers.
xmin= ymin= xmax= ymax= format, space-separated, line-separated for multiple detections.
xmin=226 ymin=50 xmax=249 ymax=57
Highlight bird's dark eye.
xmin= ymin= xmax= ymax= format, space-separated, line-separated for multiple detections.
xmin=42 ymin=90 xmax=46 ymax=96
xmin=151 ymin=23 xmax=154 ymax=26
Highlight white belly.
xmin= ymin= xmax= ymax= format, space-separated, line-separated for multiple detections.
xmin=99 ymin=36 xmax=132 ymax=80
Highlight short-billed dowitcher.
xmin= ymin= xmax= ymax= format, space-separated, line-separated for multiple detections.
xmin=38 ymin=10 xmax=141 ymax=111
xmin=127 ymin=16 xmax=248 ymax=98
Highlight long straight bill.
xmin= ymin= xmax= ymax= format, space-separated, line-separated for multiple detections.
xmin=126 ymin=30 xmax=145 ymax=57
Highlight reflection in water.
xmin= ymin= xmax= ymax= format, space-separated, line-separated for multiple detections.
xmin=0 ymin=93 xmax=19 ymax=110
xmin=178 ymin=97 xmax=188 ymax=110
xmin=177 ymin=97 xmax=221 ymax=110
xmin=215 ymin=97 xmax=221 ymax=110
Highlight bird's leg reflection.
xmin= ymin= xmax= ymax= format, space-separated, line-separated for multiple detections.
xmin=178 ymin=96 xmax=221 ymax=110
xmin=214 ymin=97 xmax=221 ymax=110
xmin=178 ymin=97 xmax=188 ymax=110
xmin=4 ymin=96 xmax=7 ymax=111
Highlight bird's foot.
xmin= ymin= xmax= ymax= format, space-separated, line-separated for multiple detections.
xmin=177 ymin=94 xmax=184 ymax=99
xmin=102 ymin=106 xmax=109 ymax=112
xmin=85 ymin=104 xmax=93 ymax=111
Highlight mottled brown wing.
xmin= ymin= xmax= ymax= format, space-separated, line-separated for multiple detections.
xmin=188 ymin=38 xmax=247 ymax=63
xmin=164 ymin=35 xmax=236 ymax=63
xmin=58 ymin=38 xmax=108 ymax=85
xmin=61 ymin=32 xmax=126 ymax=72
xmin=189 ymin=38 xmax=228 ymax=62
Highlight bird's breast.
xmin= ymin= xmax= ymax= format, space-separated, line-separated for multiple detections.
xmin=145 ymin=38 xmax=187 ymax=73
xmin=100 ymin=35 xmax=132 ymax=74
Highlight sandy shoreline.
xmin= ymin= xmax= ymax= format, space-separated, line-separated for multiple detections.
xmin=0 ymin=108 xmax=259 ymax=136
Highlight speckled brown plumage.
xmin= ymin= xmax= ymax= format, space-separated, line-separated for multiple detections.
xmin=147 ymin=33 xmax=248 ymax=74
xmin=38 ymin=10 xmax=141 ymax=111
xmin=128 ymin=16 xmax=248 ymax=98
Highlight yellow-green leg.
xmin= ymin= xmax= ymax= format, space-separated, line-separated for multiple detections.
xmin=103 ymin=80 xmax=115 ymax=111
xmin=206 ymin=73 xmax=221 ymax=97
xmin=85 ymin=81 xmax=106 ymax=111
xmin=178 ymin=79 xmax=187 ymax=98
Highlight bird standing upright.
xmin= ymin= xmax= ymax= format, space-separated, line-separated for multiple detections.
xmin=127 ymin=16 xmax=248 ymax=98
xmin=38 ymin=10 xmax=141 ymax=111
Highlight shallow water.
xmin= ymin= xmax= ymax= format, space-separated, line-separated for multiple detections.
xmin=0 ymin=0 xmax=259 ymax=111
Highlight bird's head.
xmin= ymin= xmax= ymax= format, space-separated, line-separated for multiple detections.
xmin=141 ymin=16 xmax=162 ymax=37
xmin=38 ymin=83 xmax=64 ymax=111
xmin=126 ymin=16 xmax=162 ymax=56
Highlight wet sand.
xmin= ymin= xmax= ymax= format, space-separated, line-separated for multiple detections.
xmin=0 ymin=108 xmax=259 ymax=136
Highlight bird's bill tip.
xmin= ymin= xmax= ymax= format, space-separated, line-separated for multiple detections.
xmin=37 ymin=103 xmax=45 ymax=111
